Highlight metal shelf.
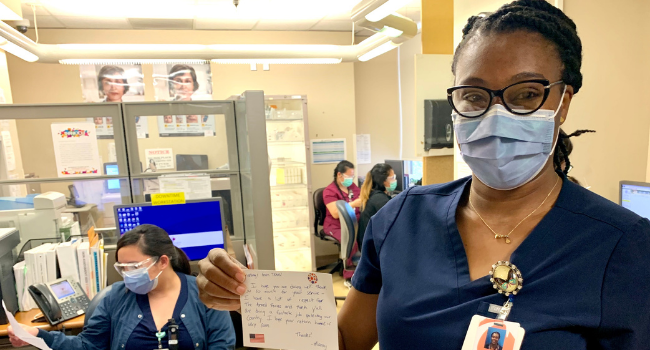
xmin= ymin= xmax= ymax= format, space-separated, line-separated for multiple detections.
xmin=272 ymin=205 xmax=309 ymax=212
xmin=270 ymin=183 xmax=307 ymax=189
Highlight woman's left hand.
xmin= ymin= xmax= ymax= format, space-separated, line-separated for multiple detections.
xmin=7 ymin=324 xmax=38 ymax=347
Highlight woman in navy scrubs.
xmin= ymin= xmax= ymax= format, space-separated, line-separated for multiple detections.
xmin=195 ymin=1 xmax=650 ymax=349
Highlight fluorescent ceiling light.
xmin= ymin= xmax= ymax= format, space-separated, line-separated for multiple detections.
xmin=365 ymin=0 xmax=411 ymax=22
xmin=213 ymin=58 xmax=342 ymax=65
xmin=1 ymin=42 xmax=38 ymax=62
xmin=209 ymin=44 xmax=340 ymax=52
xmin=378 ymin=26 xmax=404 ymax=38
xmin=59 ymin=59 xmax=207 ymax=65
xmin=58 ymin=44 xmax=206 ymax=51
xmin=358 ymin=41 xmax=400 ymax=62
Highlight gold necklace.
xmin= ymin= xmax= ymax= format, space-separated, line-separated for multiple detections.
xmin=468 ymin=176 xmax=560 ymax=244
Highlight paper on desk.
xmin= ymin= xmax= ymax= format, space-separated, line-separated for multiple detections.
xmin=241 ymin=271 xmax=338 ymax=350
xmin=2 ymin=301 xmax=52 ymax=350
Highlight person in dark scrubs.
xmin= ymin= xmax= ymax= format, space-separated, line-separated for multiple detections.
xmin=194 ymin=1 xmax=650 ymax=349
xmin=357 ymin=163 xmax=395 ymax=250
xmin=8 ymin=225 xmax=235 ymax=350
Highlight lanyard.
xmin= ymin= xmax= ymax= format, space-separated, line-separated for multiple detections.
xmin=154 ymin=318 xmax=178 ymax=350
xmin=168 ymin=319 xmax=179 ymax=350
xmin=334 ymin=182 xmax=354 ymax=202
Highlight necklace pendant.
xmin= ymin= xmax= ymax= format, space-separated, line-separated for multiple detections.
xmin=505 ymin=237 xmax=511 ymax=244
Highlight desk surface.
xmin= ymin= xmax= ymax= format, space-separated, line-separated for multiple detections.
xmin=0 ymin=309 xmax=84 ymax=337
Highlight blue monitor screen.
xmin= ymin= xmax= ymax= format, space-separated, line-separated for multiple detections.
xmin=621 ymin=184 xmax=650 ymax=219
xmin=115 ymin=200 xmax=224 ymax=261
xmin=105 ymin=164 xmax=120 ymax=190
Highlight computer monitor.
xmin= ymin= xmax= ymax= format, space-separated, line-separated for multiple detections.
xmin=104 ymin=162 xmax=120 ymax=193
xmin=176 ymin=155 xmax=209 ymax=171
xmin=620 ymin=181 xmax=650 ymax=219
xmin=113 ymin=198 xmax=226 ymax=261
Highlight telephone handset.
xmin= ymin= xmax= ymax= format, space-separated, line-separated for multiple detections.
xmin=28 ymin=278 xmax=90 ymax=326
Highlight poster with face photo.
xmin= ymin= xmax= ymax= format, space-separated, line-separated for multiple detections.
xmin=81 ymin=64 xmax=146 ymax=138
xmin=152 ymin=63 xmax=212 ymax=101
xmin=156 ymin=115 xmax=218 ymax=137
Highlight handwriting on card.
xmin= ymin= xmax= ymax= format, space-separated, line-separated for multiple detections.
xmin=241 ymin=271 xmax=338 ymax=350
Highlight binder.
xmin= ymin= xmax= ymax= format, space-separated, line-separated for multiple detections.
xmin=43 ymin=243 xmax=59 ymax=282
xmin=57 ymin=239 xmax=81 ymax=283
xmin=77 ymin=241 xmax=93 ymax=298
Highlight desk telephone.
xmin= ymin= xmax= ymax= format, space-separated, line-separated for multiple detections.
xmin=28 ymin=278 xmax=90 ymax=326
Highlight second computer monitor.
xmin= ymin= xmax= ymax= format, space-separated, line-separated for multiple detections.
xmin=620 ymin=181 xmax=650 ymax=219
xmin=176 ymin=154 xmax=209 ymax=171
xmin=104 ymin=162 xmax=120 ymax=193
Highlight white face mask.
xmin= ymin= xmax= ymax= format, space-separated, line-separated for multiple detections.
xmin=453 ymin=86 xmax=566 ymax=190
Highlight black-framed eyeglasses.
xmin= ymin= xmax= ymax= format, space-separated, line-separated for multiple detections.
xmin=447 ymin=79 xmax=564 ymax=118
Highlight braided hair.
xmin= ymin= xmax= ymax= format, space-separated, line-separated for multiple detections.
xmin=554 ymin=128 xmax=596 ymax=175
xmin=452 ymin=0 xmax=583 ymax=93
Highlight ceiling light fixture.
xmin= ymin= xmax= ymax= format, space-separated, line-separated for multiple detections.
xmin=58 ymin=44 xmax=207 ymax=51
xmin=60 ymin=59 xmax=207 ymax=65
xmin=378 ymin=26 xmax=404 ymax=38
xmin=212 ymin=58 xmax=342 ymax=64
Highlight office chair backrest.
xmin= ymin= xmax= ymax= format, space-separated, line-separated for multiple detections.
xmin=335 ymin=200 xmax=357 ymax=261
xmin=313 ymin=188 xmax=326 ymax=235
xmin=84 ymin=284 xmax=113 ymax=327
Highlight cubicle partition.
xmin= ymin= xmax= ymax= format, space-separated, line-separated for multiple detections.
xmin=0 ymin=92 xmax=275 ymax=270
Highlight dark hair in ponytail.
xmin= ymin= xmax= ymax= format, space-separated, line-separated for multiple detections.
xmin=116 ymin=224 xmax=191 ymax=275
xmin=553 ymin=128 xmax=596 ymax=175
xmin=333 ymin=160 xmax=355 ymax=182
xmin=360 ymin=163 xmax=393 ymax=210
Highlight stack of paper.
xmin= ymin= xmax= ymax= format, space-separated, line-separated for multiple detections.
xmin=13 ymin=261 xmax=34 ymax=311
xmin=77 ymin=241 xmax=93 ymax=298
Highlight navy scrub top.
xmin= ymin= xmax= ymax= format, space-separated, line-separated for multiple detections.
xmin=127 ymin=272 xmax=194 ymax=350
xmin=352 ymin=175 xmax=650 ymax=349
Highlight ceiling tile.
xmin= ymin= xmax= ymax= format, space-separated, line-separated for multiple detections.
xmin=325 ymin=11 xmax=352 ymax=20
xmin=254 ymin=19 xmax=319 ymax=31
xmin=56 ymin=17 xmax=132 ymax=29
xmin=32 ymin=15 xmax=65 ymax=28
xmin=407 ymin=0 xmax=421 ymax=8
xmin=311 ymin=20 xmax=353 ymax=32
xmin=21 ymin=4 xmax=50 ymax=16
xmin=194 ymin=18 xmax=258 ymax=30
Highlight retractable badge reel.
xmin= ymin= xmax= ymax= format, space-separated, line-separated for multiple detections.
xmin=461 ymin=261 xmax=526 ymax=350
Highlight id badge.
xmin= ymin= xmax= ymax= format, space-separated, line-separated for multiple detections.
xmin=461 ymin=315 xmax=525 ymax=350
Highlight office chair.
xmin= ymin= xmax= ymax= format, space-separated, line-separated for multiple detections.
xmin=83 ymin=285 xmax=113 ymax=327
xmin=335 ymin=200 xmax=357 ymax=281
xmin=313 ymin=188 xmax=343 ymax=274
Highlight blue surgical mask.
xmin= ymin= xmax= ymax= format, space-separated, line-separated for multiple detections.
xmin=123 ymin=266 xmax=162 ymax=295
xmin=387 ymin=180 xmax=397 ymax=192
xmin=452 ymin=89 xmax=565 ymax=190
xmin=341 ymin=177 xmax=354 ymax=188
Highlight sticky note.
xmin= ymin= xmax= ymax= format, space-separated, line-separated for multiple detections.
xmin=276 ymin=168 xmax=286 ymax=185
xmin=241 ymin=270 xmax=338 ymax=350
xmin=151 ymin=192 xmax=185 ymax=206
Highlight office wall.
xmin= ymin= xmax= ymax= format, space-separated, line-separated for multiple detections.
xmin=562 ymin=0 xmax=650 ymax=201
xmin=353 ymin=50 xmax=400 ymax=177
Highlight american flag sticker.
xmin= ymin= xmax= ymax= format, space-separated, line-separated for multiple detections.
xmin=250 ymin=334 xmax=265 ymax=343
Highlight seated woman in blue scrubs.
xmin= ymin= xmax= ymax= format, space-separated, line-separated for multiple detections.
xmin=8 ymin=224 xmax=235 ymax=350
xmin=194 ymin=1 xmax=650 ymax=349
